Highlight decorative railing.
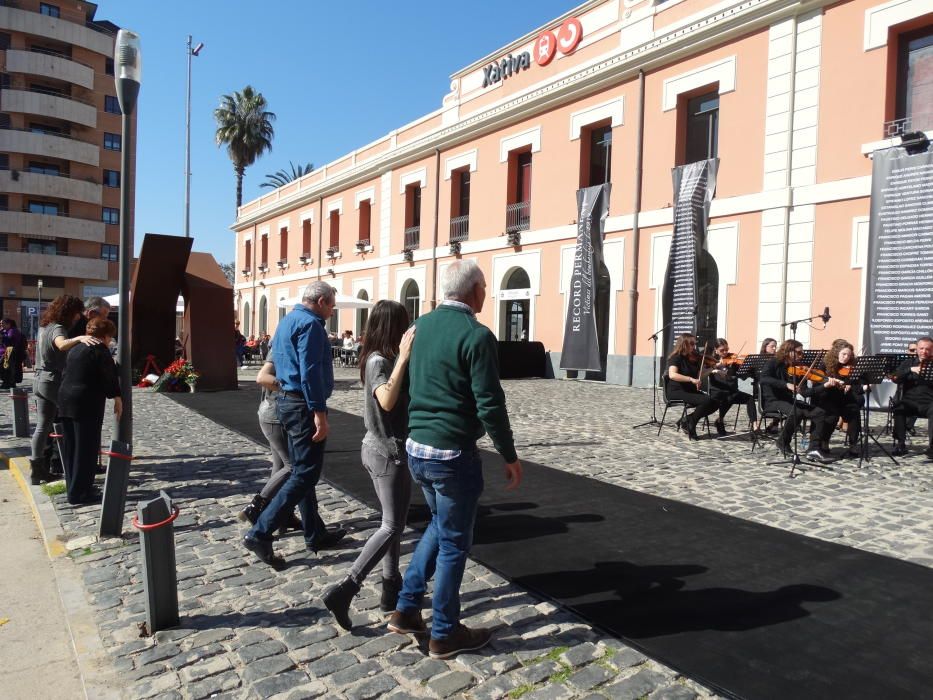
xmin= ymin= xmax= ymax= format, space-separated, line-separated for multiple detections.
xmin=449 ymin=214 xmax=469 ymax=243
xmin=403 ymin=225 xmax=420 ymax=250
xmin=505 ymin=201 xmax=530 ymax=235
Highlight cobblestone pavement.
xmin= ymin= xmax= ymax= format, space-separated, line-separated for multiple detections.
xmin=2 ymin=368 xmax=930 ymax=699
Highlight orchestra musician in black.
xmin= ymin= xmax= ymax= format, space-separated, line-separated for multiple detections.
xmin=808 ymin=339 xmax=862 ymax=458
xmin=892 ymin=336 xmax=933 ymax=458
xmin=666 ymin=333 xmax=721 ymax=441
xmin=707 ymin=338 xmax=756 ymax=435
xmin=759 ymin=339 xmax=828 ymax=459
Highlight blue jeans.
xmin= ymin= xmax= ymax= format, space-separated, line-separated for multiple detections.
xmin=249 ymin=395 xmax=327 ymax=547
xmin=396 ymin=447 xmax=484 ymax=639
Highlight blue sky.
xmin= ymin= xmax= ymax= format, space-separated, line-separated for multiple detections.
xmin=106 ymin=0 xmax=576 ymax=264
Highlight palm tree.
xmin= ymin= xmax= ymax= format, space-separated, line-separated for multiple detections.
xmin=260 ymin=161 xmax=314 ymax=190
xmin=214 ymin=85 xmax=276 ymax=210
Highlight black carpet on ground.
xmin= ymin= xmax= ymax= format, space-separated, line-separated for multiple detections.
xmin=169 ymin=383 xmax=933 ymax=700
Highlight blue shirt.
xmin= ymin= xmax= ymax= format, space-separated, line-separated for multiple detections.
xmin=270 ymin=304 xmax=334 ymax=411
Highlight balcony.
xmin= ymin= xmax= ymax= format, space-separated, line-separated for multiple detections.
xmin=0 ymin=209 xmax=105 ymax=242
xmin=449 ymin=215 xmax=469 ymax=243
xmin=0 ymin=6 xmax=114 ymax=56
xmin=0 ymin=248 xmax=107 ymax=278
xmin=0 ymin=88 xmax=97 ymax=128
xmin=5 ymin=49 xmax=94 ymax=89
xmin=0 ymin=127 xmax=99 ymax=166
xmin=505 ymin=201 xmax=530 ymax=235
xmin=0 ymin=169 xmax=101 ymax=204
xmin=404 ymin=225 xmax=420 ymax=250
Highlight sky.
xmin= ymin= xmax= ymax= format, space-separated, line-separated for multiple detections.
xmin=105 ymin=0 xmax=577 ymax=265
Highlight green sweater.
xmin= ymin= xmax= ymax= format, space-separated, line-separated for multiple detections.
xmin=407 ymin=304 xmax=517 ymax=463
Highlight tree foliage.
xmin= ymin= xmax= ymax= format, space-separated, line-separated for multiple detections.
xmin=213 ymin=85 xmax=275 ymax=210
xmin=261 ymin=161 xmax=314 ymax=190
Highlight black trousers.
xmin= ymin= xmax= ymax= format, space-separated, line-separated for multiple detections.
xmin=765 ymin=400 xmax=826 ymax=446
xmin=819 ymin=400 xmax=863 ymax=444
xmin=60 ymin=412 xmax=103 ymax=504
xmin=892 ymin=398 xmax=933 ymax=448
xmin=667 ymin=385 xmax=720 ymax=427
xmin=712 ymin=391 xmax=757 ymax=423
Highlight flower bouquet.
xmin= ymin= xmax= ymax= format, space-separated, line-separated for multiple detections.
xmin=153 ymin=359 xmax=200 ymax=393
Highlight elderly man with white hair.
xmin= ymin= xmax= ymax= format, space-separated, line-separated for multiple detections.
xmin=243 ymin=280 xmax=346 ymax=568
xmin=387 ymin=260 xmax=522 ymax=659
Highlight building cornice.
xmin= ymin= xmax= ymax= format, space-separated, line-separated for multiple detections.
xmin=232 ymin=0 xmax=828 ymax=233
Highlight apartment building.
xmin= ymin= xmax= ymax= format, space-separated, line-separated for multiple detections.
xmin=0 ymin=0 xmax=134 ymax=339
xmin=232 ymin=0 xmax=933 ymax=385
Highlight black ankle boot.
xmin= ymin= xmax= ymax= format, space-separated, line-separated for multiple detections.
xmin=29 ymin=458 xmax=51 ymax=486
xmin=238 ymin=494 xmax=268 ymax=524
xmin=322 ymin=577 xmax=360 ymax=631
xmin=380 ymin=575 xmax=403 ymax=613
xmin=277 ymin=510 xmax=303 ymax=536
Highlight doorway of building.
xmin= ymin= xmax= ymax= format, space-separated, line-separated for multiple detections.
xmin=696 ymin=249 xmax=719 ymax=349
xmin=499 ymin=267 xmax=531 ymax=341
xmin=243 ymin=301 xmax=251 ymax=337
xmin=356 ymin=290 xmax=369 ymax=336
xmin=401 ymin=279 xmax=420 ymax=323
xmin=258 ymin=296 xmax=267 ymax=337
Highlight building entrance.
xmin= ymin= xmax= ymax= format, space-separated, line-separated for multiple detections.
xmin=499 ymin=267 xmax=530 ymax=341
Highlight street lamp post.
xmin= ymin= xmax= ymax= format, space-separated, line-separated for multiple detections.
xmin=36 ymin=278 xmax=42 ymax=340
xmin=184 ymin=36 xmax=203 ymax=239
xmin=114 ymin=29 xmax=141 ymax=447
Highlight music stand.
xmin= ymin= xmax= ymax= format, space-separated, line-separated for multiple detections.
xmin=801 ymin=349 xmax=827 ymax=366
xmin=849 ymin=355 xmax=898 ymax=468
xmin=736 ymin=354 xmax=771 ymax=452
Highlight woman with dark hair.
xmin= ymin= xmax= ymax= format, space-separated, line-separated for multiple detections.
xmin=810 ymin=339 xmax=862 ymax=457
xmin=759 ymin=338 xmax=777 ymax=355
xmin=0 ymin=318 xmax=26 ymax=389
xmin=323 ymin=300 xmax=415 ymax=630
xmin=57 ymin=317 xmax=121 ymax=504
xmin=29 ymin=295 xmax=99 ymax=485
xmin=666 ymin=333 xmax=720 ymax=440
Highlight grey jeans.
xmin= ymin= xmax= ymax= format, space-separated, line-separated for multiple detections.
xmin=258 ymin=420 xmax=292 ymax=500
xmin=348 ymin=444 xmax=412 ymax=584
xmin=30 ymin=379 xmax=59 ymax=462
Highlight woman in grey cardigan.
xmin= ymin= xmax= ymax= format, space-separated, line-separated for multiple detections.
xmin=323 ymin=300 xmax=414 ymax=630
xmin=30 ymin=295 xmax=100 ymax=485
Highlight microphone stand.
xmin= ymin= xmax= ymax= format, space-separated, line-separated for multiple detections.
xmin=633 ymin=305 xmax=698 ymax=430
xmin=768 ymin=312 xmax=828 ymax=478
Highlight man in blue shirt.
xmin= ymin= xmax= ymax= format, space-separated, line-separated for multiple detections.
xmin=244 ymin=281 xmax=346 ymax=568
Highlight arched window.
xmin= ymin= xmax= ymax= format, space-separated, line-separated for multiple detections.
xmin=401 ymin=279 xmax=420 ymax=322
xmin=243 ymin=301 xmax=251 ymax=337
xmin=278 ymin=298 xmax=286 ymax=321
xmin=500 ymin=267 xmax=531 ymax=341
xmin=258 ymin=296 xmax=268 ymax=335
xmin=356 ymin=290 xmax=369 ymax=336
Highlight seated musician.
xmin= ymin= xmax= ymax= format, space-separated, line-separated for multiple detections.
xmin=759 ymin=339 xmax=827 ymax=459
xmin=667 ymin=333 xmax=720 ymax=441
xmin=809 ymin=339 xmax=862 ymax=458
xmin=892 ymin=336 xmax=933 ymax=458
xmin=708 ymin=338 xmax=756 ymax=435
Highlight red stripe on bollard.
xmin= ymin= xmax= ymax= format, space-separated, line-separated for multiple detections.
xmin=132 ymin=506 xmax=180 ymax=531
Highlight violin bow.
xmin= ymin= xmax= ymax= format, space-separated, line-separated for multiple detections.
xmin=793 ymin=353 xmax=821 ymax=393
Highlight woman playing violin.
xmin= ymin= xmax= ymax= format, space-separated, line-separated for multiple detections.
xmin=809 ymin=340 xmax=862 ymax=457
xmin=707 ymin=338 xmax=757 ymax=435
xmin=759 ymin=339 xmax=828 ymax=459
xmin=666 ymin=333 xmax=721 ymax=441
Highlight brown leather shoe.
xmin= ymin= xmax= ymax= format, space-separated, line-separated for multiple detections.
xmin=386 ymin=609 xmax=428 ymax=636
xmin=428 ymin=624 xmax=492 ymax=659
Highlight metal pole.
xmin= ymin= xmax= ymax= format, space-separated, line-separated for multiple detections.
xmin=184 ymin=35 xmax=192 ymax=239
xmin=117 ymin=109 xmax=133 ymax=446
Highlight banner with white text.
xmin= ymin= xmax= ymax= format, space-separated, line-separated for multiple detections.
xmin=560 ymin=184 xmax=611 ymax=372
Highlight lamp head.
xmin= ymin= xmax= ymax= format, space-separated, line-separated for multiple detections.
xmin=115 ymin=30 xmax=142 ymax=84
xmin=192 ymin=42 xmax=204 ymax=56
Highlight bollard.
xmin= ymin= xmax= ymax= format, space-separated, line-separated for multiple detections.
xmin=10 ymin=388 xmax=29 ymax=437
xmin=98 ymin=439 xmax=132 ymax=538
xmin=133 ymin=490 xmax=180 ymax=634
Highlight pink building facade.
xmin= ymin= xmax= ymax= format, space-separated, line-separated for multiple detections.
xmin=231 ymin=0 xmax=933 ymax=385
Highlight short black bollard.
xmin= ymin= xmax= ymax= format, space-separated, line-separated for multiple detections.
xmin=11 ymin=388 xmax=29 ymax=437
xmin=133 ymin=490 xmax=179 ymax=634
xmin=98 ymin=439 xmax=132 ymax=538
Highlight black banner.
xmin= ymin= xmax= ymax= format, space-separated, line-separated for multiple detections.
xmin=662 ymin=159 xmax=718 ymax=358
xmin=560 ymin=184 xmax=611 ymax=372
xmin=864 ymin=145 xmax=933 ymax=353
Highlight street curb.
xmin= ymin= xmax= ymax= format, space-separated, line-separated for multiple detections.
xmin=1 ymin=449 xmax=122 ymax=700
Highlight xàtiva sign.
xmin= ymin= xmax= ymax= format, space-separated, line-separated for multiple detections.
xmin=482 ymin=17 xmax=583 ymax=88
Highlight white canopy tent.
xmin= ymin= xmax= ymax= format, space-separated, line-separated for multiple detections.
xmin=104 ymin=293 xmax=185 ymax=314
xmin=277 ymin=293 xmax=374 ymax=310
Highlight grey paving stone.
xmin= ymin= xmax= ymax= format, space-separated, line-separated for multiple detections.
xmin=237 ymin=639 xmax=288 ymax=664
xmin=518 ymin=660 xmax=561 ymax=685
xmin=332 ymin=631 xmax=372 ymax=651
xmin=242 ymin=653 xmax=297 ymax=683
xmin=561 ymin=642 xmax=602 ymax=668
xmin=609 ymin=647 xmax=648 ymax=670
xmin=522 ymin=684 xmax=575 ymax=700
xmin=127 ymin=670 xmax=181 ymax=699
xmin=567 ymin=663 xmax=615 ymax=691
xmin=291 ymin=640 xmax=332 ymax=664
xmin=409 ymin=657 xmax=449 ymax=682
xmin=282 ymin=681 xmax=329 ymax=699
xmin=427 ymin=670 xmax=476 ymax=697
xmin=602 ymin=669 xmax=669 ymax=700
xmin=470 ymin=673 xmax=522 ymax=700
xmin=187 ymin=669 xmax=242 ymax=700
xmin=355 ymin=633 xmax=410 ymax=659
xmin=386 ymin=650 xmax=423 ymax=667
xmin=307 ymin=651 xmax=357 ymax=677
xmin=167 ymin=642 xmax=225 ymax=669
xmin=344 ymin=673 xmax=399 ymax=700
xmin=180 ymin=654 xmax=234 ymax=683
xmin=649 ymin=683 xmax=699 ymax=700
xmin=251 ymin=669 xmax=312 ymax=697
xmin=136 ymin=642 xmax=181 ymax=666
xmin=332 ymin=659 xmax=381 ymax=686
xmin=128 ymin=662 xmax=167 ymax=681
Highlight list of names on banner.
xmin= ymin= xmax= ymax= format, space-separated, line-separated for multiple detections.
xmin=866 ymin=149 xmax=933 ymax=353
xmin=668 ymin=165 xmax=705 ymax=338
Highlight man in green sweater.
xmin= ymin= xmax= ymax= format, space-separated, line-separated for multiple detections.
xmin=387 ymin=260 xmax=523 ymax=659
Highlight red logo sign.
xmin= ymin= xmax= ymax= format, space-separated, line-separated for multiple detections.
xmin=534 ymin=31 xmax=557 ymax=66
xmin=557 ymin=18 xmax=583 ymax=55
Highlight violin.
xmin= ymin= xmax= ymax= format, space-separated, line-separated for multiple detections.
xmin=788 ymin=365 xmax=828 ymax=383
xmin=717 ymin=353 xmax=747 ymax=367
